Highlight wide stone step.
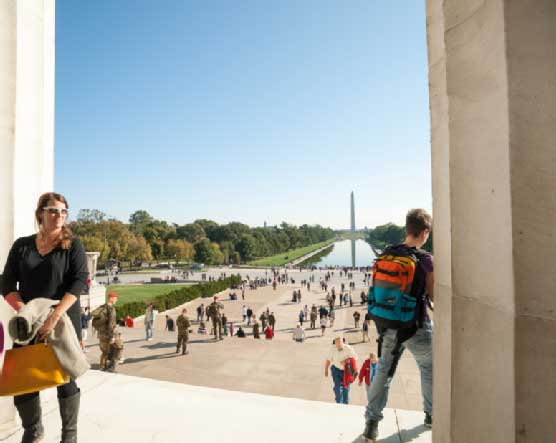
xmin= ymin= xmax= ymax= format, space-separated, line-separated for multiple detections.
xmin=2 ymin=371 xmax=431 ymax=443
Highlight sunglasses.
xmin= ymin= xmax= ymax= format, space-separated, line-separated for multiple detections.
xmin=43 ymin=207 xmax=68 ymax=216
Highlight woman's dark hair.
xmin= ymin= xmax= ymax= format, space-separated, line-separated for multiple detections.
xmin=35 ymin=192 xmax=73 ymax=250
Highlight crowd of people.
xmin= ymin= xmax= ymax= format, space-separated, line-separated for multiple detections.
xmin=76 ymin=209 xmax=434 ymax=443
xmin=1 ymin=176 xmax=435 ymax=443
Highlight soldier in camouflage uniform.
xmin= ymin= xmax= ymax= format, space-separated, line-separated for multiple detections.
xmin=92 ymin=291 xmax=118 ymax=371
xmin=259 ymin=311 xmax=268 ymax=330
xmin=176 ymin=308 xmax=191 ymax=355
xmin=106 ymin=331 xmax=124 ymax=372
xmin=208 ymin=296 xmax=224 ymax=340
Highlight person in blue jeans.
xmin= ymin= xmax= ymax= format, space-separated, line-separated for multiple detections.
xmin=144 ymin=303 xmax=155 ymax=341
xmin=364 ymin=209 xmax=434 ymax=441
xmin=325 ymin=335 xmax=358 ymax=404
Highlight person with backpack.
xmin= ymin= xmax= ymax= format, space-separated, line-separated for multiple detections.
xmin=92 ymin=291 xmax=119 ymax=371
xmin=363 ymin=209 xmax=434 ymax=442
xmin=176 ymin=308 xmax=191 ymax=355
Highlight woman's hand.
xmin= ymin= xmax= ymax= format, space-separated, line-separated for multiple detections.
xmin=37 ymin=312 xmax=61 ymax=341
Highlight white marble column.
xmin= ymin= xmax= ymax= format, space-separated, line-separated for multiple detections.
xmin=0 ymin=0 xmax=55 ymax=437
xmin=427 ymin=1 xmax=556 ymax=442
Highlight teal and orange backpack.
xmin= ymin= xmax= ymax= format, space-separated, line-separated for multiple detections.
xmin=368 ymin=244 xmax=427 ymax=331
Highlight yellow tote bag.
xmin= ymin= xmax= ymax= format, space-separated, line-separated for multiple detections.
xmin=0 ymin=342 xmax=69 ymax=396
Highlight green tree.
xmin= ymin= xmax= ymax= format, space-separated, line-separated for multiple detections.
xmin=176 ymin=223 xmax=206 ymax=243
xmin=236 ymin=234 xmax=258 ymax=262
xmin=166 ymin=239 xmax=194 ymax=263
xmin=80 ymin=235 xmax=105 ymax=256
xmin=77 ymin=209 xmax=106 ymax=224
xmin=126 ymin=235 xmax=153 ymax=263
xmin=194 ymin=238 xmax=218 ymax=265
xmin=128 ymin=210 xmax=154 ymax=236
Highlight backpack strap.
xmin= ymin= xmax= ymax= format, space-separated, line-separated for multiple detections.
xmin=377 ymin=325 xmax=418 ymax=379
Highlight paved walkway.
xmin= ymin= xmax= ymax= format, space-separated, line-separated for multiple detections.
xmin=85 ymin=268 xmax=427 ymax=410
xmin=2 ymin=371 xmax=431 ymax=443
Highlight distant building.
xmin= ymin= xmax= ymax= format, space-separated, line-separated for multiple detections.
xmin=350 ymin=192 xmax=356 ymax=233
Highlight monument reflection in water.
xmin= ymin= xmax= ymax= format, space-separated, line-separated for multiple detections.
xmin=309 ymin=239 xmax=375 ymax=268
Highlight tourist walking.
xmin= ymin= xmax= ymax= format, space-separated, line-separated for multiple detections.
xmin=304 ymin=304 xmax=309 ymax=321
xmin=246 ymin=307 xmax=253 ymax=325
xmin=324 ymin=335 xmax=358 ymax=404
xmin=1 ymin=192 xmax=89 ymax=442
xmin=80 ymin=307 xmax=91 ymax=352
xmin=310 ymin=308 xmax=317 ymax=329
xmin=264 ymin=325 xmax=274 ymax=340
xmin=242 ymin=305 xmax=247 ymax=322
xmin=253 ymin=320 xmax=260 ymax=339
xmin=221 ymin=313 xmax=228 ymax=335
xmin=269 ymin=312 xmax=276 ymax=330
xmin=360 ymin=291 xmax=367 ymax=305
xmin=144 ymin=303 xmax=155 ymax=341
xmin=320 ymin=316 xmax=328 ymax=336
xmin=176 ymin=308 xmax=191 ymax=355
xmin=358 ymin=352 xmax=378 ymax=399
xmin=197 ymin=304 xmax=203 ymax=322
xmin=260 ymin=312 xmax=268 ymax=330
xmin=292 ymin=323 xmax=305 ymax=342
xmin=362 ymin=318 xmax=370 ymax=343
xmin=298 ymin=309 xmax=305 ymax=325
xmin=165 ymin=315 xmax=175 ymax=332
xmin=363 ymin=209 xmax=434 ymax=441
xmin=353 ymin=311 xmax=361 ymax=329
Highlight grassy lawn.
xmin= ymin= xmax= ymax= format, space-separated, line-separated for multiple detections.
xmin=248 ymin=239 xmax=335 ymax=267
xmin=106 ymin=284 xmax=193 ymax=304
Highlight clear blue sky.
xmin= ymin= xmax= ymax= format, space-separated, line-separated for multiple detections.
xmin=55 ymin=0 xmax=431 ymax=230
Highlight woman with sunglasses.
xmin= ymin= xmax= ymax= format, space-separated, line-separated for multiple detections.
xmin=1 ymin=192 xmax=88 ymax=443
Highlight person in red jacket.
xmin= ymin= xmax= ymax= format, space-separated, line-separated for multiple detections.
xmin=264 ymin=325 xmax=274 ymax=340
xmin=324 ymin=334 xmax=358 ymax=404
xmin=359 ymin=352 xmax=378 ymax=401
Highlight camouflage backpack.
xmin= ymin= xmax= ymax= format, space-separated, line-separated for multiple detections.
xmin=207 ymin=303 xmax=217 ymax=317
xmin=91 ymin=305 xmax=110 ymax=333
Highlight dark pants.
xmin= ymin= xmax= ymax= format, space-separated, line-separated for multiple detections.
xmin=14 ymin=379 xmax=79 ymax=405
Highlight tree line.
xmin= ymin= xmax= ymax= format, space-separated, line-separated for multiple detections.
xmin=72 ymin=209 xmax=335 ymax=266
xmin=365 ymin=223 xmax=433 ymax=252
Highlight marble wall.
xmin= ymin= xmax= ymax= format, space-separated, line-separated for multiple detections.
xmin=0 ymin=0 xmax=55 ymax=437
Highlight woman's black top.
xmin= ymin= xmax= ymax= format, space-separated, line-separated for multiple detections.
xmin=1 ymin=234 xmax=89 ymax=339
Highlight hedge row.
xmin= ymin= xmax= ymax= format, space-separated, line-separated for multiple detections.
xmin=115 ymin=275 xmax=242 ymax=319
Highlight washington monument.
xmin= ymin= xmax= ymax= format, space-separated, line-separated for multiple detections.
xmin=350 ymin=191 xmax=355 ymax=232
